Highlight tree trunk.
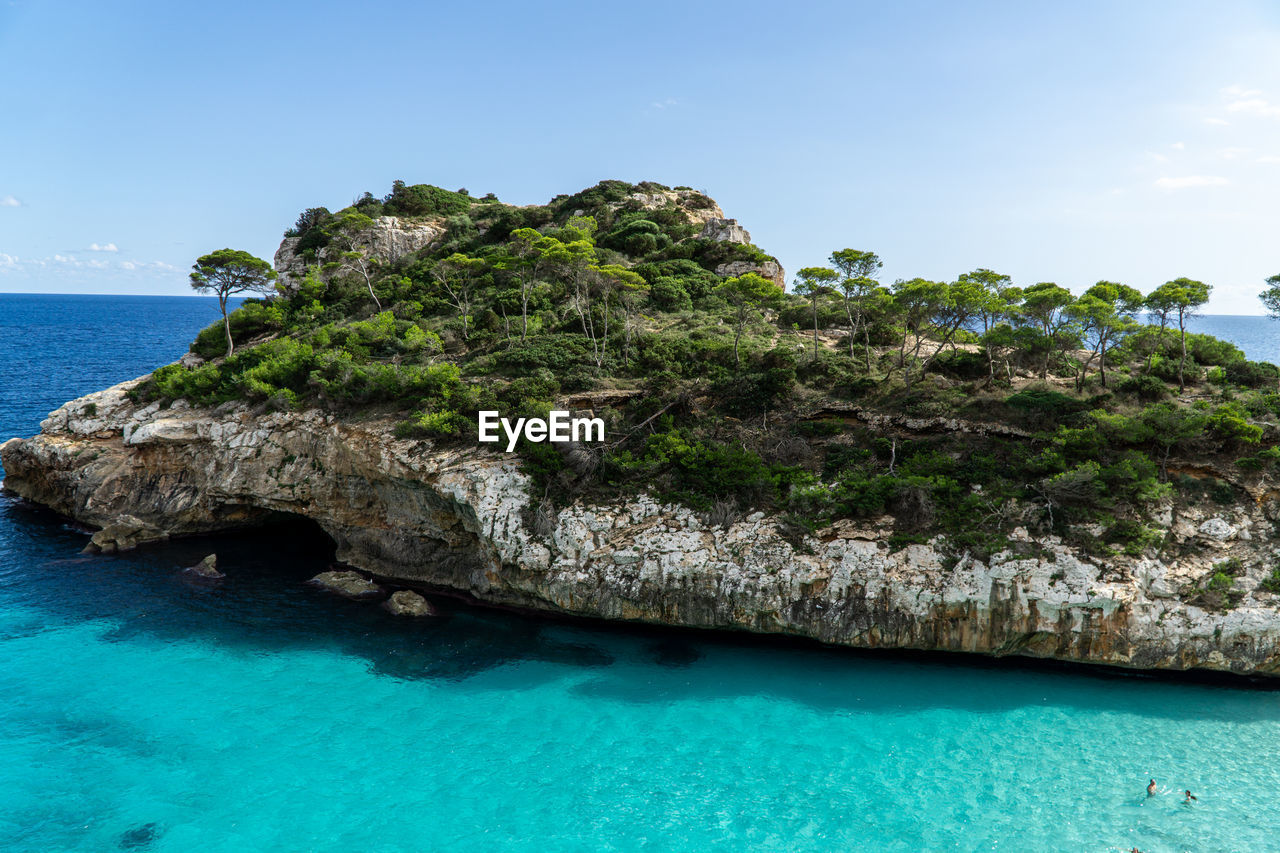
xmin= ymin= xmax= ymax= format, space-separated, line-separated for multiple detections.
xmin=844 ymin=298 xmax=856 ymax=360
xmin=1178 ymin=316 xmax=1188 ymax=391
xmin=220 ymin=293 xmax=233 ymax=358
xmin=812 ymin=297 xmax=819 ymax=361
xmin=520 ymin=287 xmax=529 ymax=342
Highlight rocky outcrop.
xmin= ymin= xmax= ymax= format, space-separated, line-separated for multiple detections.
xmin=619 ymin=189 xmax=724 ymax=225
xmin=383 ymin=589 xmax=436 ymax=617
xmin=183 ymin=553 xmax=224 ymax=581
xmin=310 ymin=570 xmax=385 ymax=600
xmin=274 ymin=215 xmax=446 ymax=293
xmin=7 ymin=380 xmax=1280 ymax=678
xmin=715 ymin=259 xmax=786 ymax=288
xmin=699 ymin=218 xmax=752 ymax=244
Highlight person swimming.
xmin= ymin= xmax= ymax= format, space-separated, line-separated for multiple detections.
xmin=1146 ymin=779 xmax=1157 ymax=797
xmin=1184 ymin=790 xmax=1198 ymax=802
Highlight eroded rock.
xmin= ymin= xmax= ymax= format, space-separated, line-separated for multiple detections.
xmin=382 ymin=589 xmax=436 ymax=617
xmin=309 ymin=570 xmax=385 ymax=600
xmin=182 ymin=554 xmax=224 ymax=581
xmin=85 ymin=515 xmax=168 ymax=554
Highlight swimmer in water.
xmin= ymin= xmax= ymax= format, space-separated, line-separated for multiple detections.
xmin=1146 ymin=779 xmax=1157 ymax=797
xmin=1184 ymin=790 xmax=1198 ymax=802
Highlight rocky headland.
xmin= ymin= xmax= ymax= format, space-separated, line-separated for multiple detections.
xmin=6 ymin=178 xmax=1280 ymax=679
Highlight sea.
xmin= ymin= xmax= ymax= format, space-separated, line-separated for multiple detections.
xmin=1 ymin=294 xmax=1279 ymax=852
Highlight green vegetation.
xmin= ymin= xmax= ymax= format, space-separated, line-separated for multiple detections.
xmin=188 ymin=249 xmax=278 ymax=357
xmin=141 ymin=179 xmax=1280 ymax=556
xmin=1184 ymin=558 xmax=1246 ymax=612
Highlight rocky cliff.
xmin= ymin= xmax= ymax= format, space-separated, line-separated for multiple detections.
xmin=274 ymin=215 xmax=447 ymax=293
xmin=6 ymin=379 xmax=1280 ymax=678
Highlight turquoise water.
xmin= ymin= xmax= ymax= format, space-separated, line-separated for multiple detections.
xmin=3 ymin=296 xmax=1280 ymax=852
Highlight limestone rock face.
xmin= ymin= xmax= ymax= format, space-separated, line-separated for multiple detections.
xmin=620 ymin=189 xmax=724 ymax=225
xmin=309 ymin=570 xmax=385 ymax=600
xmin=715 ymin=259 xmax=786 ymax=288
xmin=274 ymin=216 xmax=446 ymax=293
xmin=383 ymin=589 xmax=436 ymax=617
xmin=8 ymin=379 xmax=1280 ymax=678
xmin=699 ymin=218 xmax=752 ymax=244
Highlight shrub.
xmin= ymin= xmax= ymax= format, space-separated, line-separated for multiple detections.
xmin=600 ymin=219 xmax=672 ymax=256
xmin=1224 ymin=360 xmax=1280 ymax=389
xmin=632 ymin=259 xmax=720 ymax=302
xmin=1149 ymin=355 xmax=1193 ymax=384
xmin=1260 ymin=564 xmax=1280 ymax=594
xmin=1206 ymin=402 xmax=1263 ymax=448
xmin=1103 ymin=519 xmax=1163 ymax=556
xmin=1184 ymin=333 xmax=1245 ymax=366
xmin=190 ymin=301 xmax=286 ymax=358
xmin=494 ymin=334 xmax=598 ymax=377
xmin=1114 ymin=374 xmax=1168 ymax=401
xmin=648 ymin=276 xmax=693 ymax=311
xmin=382 ymin=181 xmax=472 ymax=218
xmin=1005 ymin=388 xmax=1088 ymax=427
xmin=409 ymin=409 xmax=471 ymax=438
xmin=930 ymin=349 xmax=987 ymax=380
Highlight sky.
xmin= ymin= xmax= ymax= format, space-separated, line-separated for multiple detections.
xmin=2 ymin=0 xmax=1280 ymax=312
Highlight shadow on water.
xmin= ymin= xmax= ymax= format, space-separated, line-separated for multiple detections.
xmin=0 ymin=495 xmax=616 ymax=686
xmin=5 ymin=492 xmax=1280 ymax=722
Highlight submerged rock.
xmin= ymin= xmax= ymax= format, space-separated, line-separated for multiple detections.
xmin=309 ymin=570 xmax=384 ymax=600
xmin=118 ymin=822 xmax=162 ymax=849
xmin=182 ymin=553 xmax=224 ymax=581
xmin=383 ymin=589 xmax=436 ymax=617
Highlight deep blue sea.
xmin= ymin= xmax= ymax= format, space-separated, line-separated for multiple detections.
xmin=3 ymin=295 xmax=1280 ymax=852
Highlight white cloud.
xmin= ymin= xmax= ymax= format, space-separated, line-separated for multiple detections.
xmin=1216 ymin=85 xmax=1280 ymax=118
xmin=1204 ymin=117 xmax=1230 ymax=126
xmin=1227 ymin=97 xmax=1280 ymax=117
xmin=86 ymin=242 xmax=119 ymax=252
xmin=0 ymin=253 xmax=179 ymax=275
xmin=0 ymin=195 xmax=21 ymax=207
xmin=1218 ymin=147 xmax=1250 ymax=159
xmin=1223 ymin=85 xmax=1263 ymax=98
xmin=119 ymin=260 xmax=178 ymax=272
xmin=1257 ymin=155 xmax=1280 ymax=163
xmin=1171 ymin=141 xmax=1185 ymax=150
xmin=1153 ymin=175 xmax=1230 ymax=189
xmin=650 ymin=97 xmax=679 ymax=109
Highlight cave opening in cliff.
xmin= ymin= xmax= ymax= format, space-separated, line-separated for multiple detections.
xmin=208 ymin=511 xmax=339 ymax=582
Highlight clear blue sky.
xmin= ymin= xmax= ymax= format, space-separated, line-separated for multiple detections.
xmin=3 ymin=0 xmax=1280 ymax=312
